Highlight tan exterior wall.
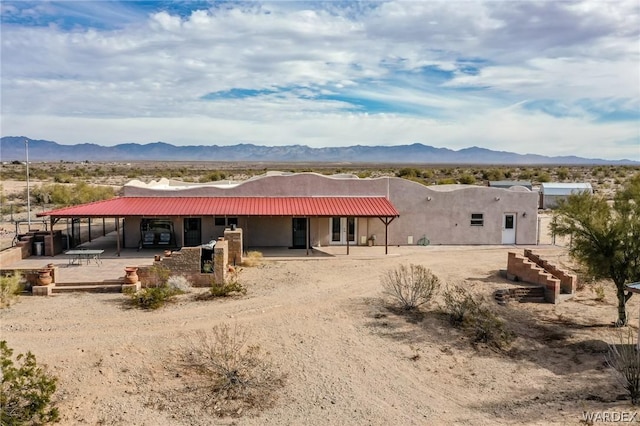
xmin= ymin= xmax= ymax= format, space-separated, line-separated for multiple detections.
xmin=386 ymin=180 xmax=538 ymax=245
xmin=122 ymin=173 xmax=539 ymax=247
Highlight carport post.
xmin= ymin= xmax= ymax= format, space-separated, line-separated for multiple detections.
xmin=49 ymin=217 xmax=54 ymax=256
xmin=306 ymin=216 xmax=310 ymax=256
xmin=378 ymin=216 xmax=396 ymax=255
xmin=346 ymin=216 xmax=350 ymax=255
xmin=115 ymin=217 xmax=121 ymax=256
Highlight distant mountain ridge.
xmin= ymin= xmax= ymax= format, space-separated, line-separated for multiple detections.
xmin=0 ymin=136 xmax=637 ymax=165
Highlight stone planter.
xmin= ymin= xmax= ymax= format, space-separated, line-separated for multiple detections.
xmin=37 ymin=269 xmax=53 ymax=286
xmin=124 ymin=267 xmax=139 ymax=284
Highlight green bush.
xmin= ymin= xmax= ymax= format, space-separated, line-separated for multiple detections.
xmin=210 ymin=280 xmax=246 ymax=298
xmin=30 ymin=182 xmax=115 ymax=206
xmin=437 ymin=178 xmax=457 ymax=185
xmin=482 ymin=168 xmax=505 ymax=181
xmin=556 ymin=167 xmax=569 ymax=181
xmin=536 ymin=172 xmax=552 ymax=183
xmin=458 ymin=173 xmax=476 ymax=184
xmin=129 ymin=264 xmax=180 ymax=309
xmin=0 ymin=273 xmax=24 ymax=308
xmin=442 ymin=287 xmax=514 ymax=348
xmin=200 ymin=171 xmax=227 ymax=182
xmin=381 ymin=264 xmax=440 ymax=311
xmin=129 ymin=285 xmax=182 ymax=310
xmin=0 ymin=340 xmax=59 ymax=425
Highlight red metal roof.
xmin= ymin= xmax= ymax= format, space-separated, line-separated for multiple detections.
xmin=38 ymin=197 xmax=399 ymax=218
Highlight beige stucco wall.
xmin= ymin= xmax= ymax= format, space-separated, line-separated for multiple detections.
xmin=122 ymin=173 xmax=539 ymax=247
xmin=386 ymin=180 xmax=538 ymax=245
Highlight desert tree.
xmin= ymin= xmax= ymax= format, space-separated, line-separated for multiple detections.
xmin=550 ymin=174 xmax=640 ymax=326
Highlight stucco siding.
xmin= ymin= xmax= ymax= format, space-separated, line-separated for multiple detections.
xmin=245 ymin=217 xmax=291 ymax=247
xmin=387 ymin=179 xmax=538 ymax=245
xmin=122 ymin=173 xmax=539 ymax=246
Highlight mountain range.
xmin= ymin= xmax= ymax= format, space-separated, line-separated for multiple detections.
xmin=1 ymin=136 xmax=637 ymax=165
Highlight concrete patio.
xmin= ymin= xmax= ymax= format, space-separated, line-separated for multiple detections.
xmin=2 ymin=231 xmax=400 ymax=285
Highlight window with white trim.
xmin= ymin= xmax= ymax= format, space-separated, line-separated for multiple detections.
xmin=470 ymin=213 xmax=484 ymax=226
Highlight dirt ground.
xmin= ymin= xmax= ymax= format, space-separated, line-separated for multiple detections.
xmin=1 ymin=245 xmax=638 ymax=425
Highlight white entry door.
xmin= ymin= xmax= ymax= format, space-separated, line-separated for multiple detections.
xmin=330 ymin=217 xmax=356 ymax=245
xmin=501 ymin=213 xmax=516 ymax=244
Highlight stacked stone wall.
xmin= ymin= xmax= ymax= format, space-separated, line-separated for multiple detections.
xmin=223 ymin=228 xmax=243 ymax=266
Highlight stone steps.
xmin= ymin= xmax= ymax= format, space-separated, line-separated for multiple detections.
xmin=494 ymin=286 xmax=546 ymax=305
xmin=51 ymin=280 xmax=123 ymax=293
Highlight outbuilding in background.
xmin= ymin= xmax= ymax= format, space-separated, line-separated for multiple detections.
xmin=540 ymin=182 xmax=593 ymax=209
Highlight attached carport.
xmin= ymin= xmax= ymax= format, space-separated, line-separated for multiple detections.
xmin=39 ymin=196 xmax=399 ymax=256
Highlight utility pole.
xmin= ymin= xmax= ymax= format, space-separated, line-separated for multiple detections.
xmin=25 ymin=139 xmax=31 ymax=230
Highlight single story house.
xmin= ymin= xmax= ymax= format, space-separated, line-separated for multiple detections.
xmin=40 ymin=172 xmax=540 ymax=253
xmin=539 ymin=182 xmax=593 ymax=209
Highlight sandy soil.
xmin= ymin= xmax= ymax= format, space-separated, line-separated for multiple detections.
xmin=1 ymin=245 xmax=638 ymax=425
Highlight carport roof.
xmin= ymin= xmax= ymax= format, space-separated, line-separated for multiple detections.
xmin=38 ymin=196 xmax=399 ymax=218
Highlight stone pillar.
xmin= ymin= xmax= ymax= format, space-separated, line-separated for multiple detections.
xmin=223 ymin=228 xmax=243 ymax=266
xmin=214 ymin=239 xmax=229 ymax=284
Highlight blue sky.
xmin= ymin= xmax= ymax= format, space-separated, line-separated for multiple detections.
xmin=1 ymin=0 xmax=638 ymax=160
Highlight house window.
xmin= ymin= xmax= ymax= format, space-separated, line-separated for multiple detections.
xmin=471 ymin=213 xmax=484 ymax=226
xmin=214 ymin=217 xmax=238 ymax=227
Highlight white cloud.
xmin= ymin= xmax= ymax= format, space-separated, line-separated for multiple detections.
xmin=1 ymin=0 xmax=638 ymax=160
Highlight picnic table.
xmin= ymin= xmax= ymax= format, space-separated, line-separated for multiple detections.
xmin=64 ymin=249 xmax=104 ymax=266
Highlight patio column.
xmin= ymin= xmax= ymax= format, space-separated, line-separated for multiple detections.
xmin=378 ymin=216 xmax=396 ymax=255
xmin=346 ymin=216 xmax=350 ymax=255
xmin=115 ymin=217 xmax=121 ymax=256
xmin=306 ymin=216 xmax=310 ymax=256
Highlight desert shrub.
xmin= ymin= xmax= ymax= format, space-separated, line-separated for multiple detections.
xmin=556 ymin=167 xmax=569 ymax=181
xmin=519 ymin=170 xmax=532 ymax=180
xmin=0 ymin=272 xmax=24 ymax=308
xmin=146 ymin=263 xmax=171 ymax=286
xmin=536 ymin=172 xmax=552 ymax=183
xmin=200 ymin=171 xmax=227 ymax=182
xmin=0 ymin=340 xmax=59 ymax=424
xmin=606 ymin=330 xmax=640 ymax=405
xmin=381 ymin=264 xmax=440 ymax=311
xmin=240 ymin=251 xmax=263 ymax=267
xmin=180 ymin=324 xmax=286 ymax=417
xmin=442 ymin=286 xmax=482 ymax=326
xmin=482 ymin=168 xmax=504 ymax=181
xmin=129 ymin=285 xmax=182 ymax=310
xmin=442 ymin=287 xmax=514 ymax=348
xmin=129 ymin=264 xmax=181 ymax=309
xmin=167 ymin=275 xmax=192 ymax=293
xmin=52 ymin=173 xmax=74 ymax=183
xmin=458 ymin=173 xmax=476 ymax=184
xmin=437 ymin=178 xmax=457 ymax=185
xmin=30 ymin=182 xmax=115 ymax=206
xmin=593 ymin=284 xmax=606 ymax=302
xmin=210 ymin=274 xmax=246 ymax=298
xmin=396 ymin=167 xmax=421 ymax=178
